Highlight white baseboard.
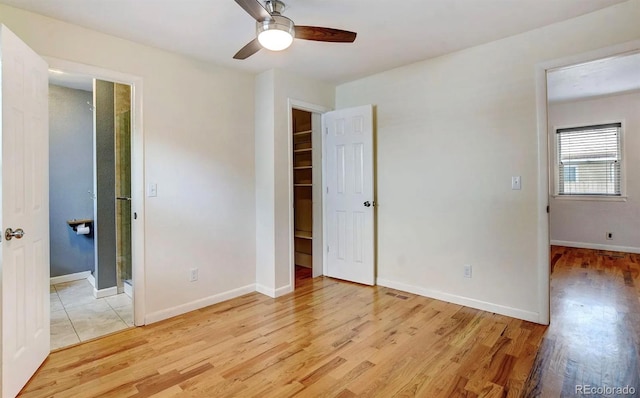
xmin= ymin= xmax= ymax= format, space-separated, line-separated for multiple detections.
xmin=87 ymin=273 xmax=95 ymax=288
xmin=93 ymin=286 xmax=118 ymax=299
xmin=50 ymin=271 xmax=92 ymax=286
xmin=145 ymin=284 xmax=256 ymax=324
xmin=551 ymin=240 xmax=640 ymax=254
xmin=255 ymin=283 xmax=293 ymax=298
xmin=376 ymin=278 xmax=542 ymax=324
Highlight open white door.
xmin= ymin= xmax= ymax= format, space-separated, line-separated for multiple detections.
xmin=0 ymin=25 xmax=50 ymax=397
xmin=323 ymin=105 xmax=375 ymax=285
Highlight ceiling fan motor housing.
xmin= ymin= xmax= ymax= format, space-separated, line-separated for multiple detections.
xmin=256 ymin=15 xmax=295 ymax=37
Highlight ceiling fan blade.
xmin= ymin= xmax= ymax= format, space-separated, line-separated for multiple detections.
xmin=295 ymin=26 xmax=357 ymax=43
xmin=233 ymin=38 xmax=262 ymax=60
xmin=234 ymin=0 xmax=272 ymax=22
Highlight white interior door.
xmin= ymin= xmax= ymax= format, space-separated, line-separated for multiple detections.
xmin=0 ymin=25 xmax=50 ymax=398
xmin=323 ymin=105 xmax=375 ymax=285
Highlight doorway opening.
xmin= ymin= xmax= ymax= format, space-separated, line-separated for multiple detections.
xmin=46 ymin=59 xmax=145 ymax=349
xmin=533 ymin=47 xmax=640 ymax=390
xmin=48 ymin=73 xmax=133 ymax=349
xmin=288 ymin=102 xmax=377 ymax=290
xmin=292 ymin=108 xmax=314 ymax=284
xmin=289 ymin=101 xmax=327 ymax=290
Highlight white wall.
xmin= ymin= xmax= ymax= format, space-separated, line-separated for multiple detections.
xmin=549 ymin=92 xmax=640 ymax=253
xmin=255 ymin=69 xmax=334 ymax=295
xmin=255 ymin=70 xmax=277 ymax=293
xmin=336 ymin=0 xmax=640 ymax=323
xmin=0 ymin=5 xmax=257 ymax=322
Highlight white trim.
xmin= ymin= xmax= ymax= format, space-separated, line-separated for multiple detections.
xmin=287 ymin=99 xmax=331 ymax=292
xmin=145 ymin=284 xmax=256 ymax=324
xmin=49 ymin=271 xmax=92 ymax=286
xmin=321 ymin=113 xmax=328 ymax=278
xmin=534 ymin=61 xmax=551 ymax=325
xmin=551 ymin=240 xmax=640 ymax=254
xmin=45 ymin=57 xmax=146 ymax=327
xmin=124 ymin=280 xmax=133 ymax=298
xmin=535 ymin=39 xmax=640 ymax=326
xmin=87 ymin=273 xmax=96 ymax=288
xmin=93 ymin=286 xmax=118 ymax=299
xmin=255 ymin=283 xmax=293 ymax=298
xmin=377 ymin=278 xmax=540 ymax=323
xmin=552 ymin=195 xmax=627 ymax=202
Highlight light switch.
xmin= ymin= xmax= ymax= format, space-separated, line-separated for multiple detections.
xmin=511 ymin=176 xmax=521 ymax=190
xmin=148 ymin=183 xmax=158 ymax=197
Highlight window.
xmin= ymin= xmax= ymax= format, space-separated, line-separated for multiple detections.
xmin=556 ymin=123 xmax=622 ymax=196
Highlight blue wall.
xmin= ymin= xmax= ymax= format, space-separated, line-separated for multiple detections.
xmin=49 ymin=84 xmax=95 ymax=277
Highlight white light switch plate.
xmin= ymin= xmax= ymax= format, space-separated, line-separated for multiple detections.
xmin=148 ymin=183 xmax=158 ymax=197
xmin=511 ymin=176 xmax=521 ymax=190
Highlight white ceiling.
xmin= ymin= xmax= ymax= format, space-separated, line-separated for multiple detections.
xmin=3 ymin=0 xmax=628 ymax=84
xmin=49 ymin=69 xmax=93 ymax=91
xmin=547 ymin=52 xmax=640 ymax=103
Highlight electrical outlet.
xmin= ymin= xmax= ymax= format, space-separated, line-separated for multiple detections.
xmin=189 ymin=268 xmax=198 ymax=282
xmin=511 ymin=176 xmax=521 ymax=190
xmin=464 ymin=264 xmax=472 ymax=278
xmin=606 ymin=232 xmax=613 ymax=240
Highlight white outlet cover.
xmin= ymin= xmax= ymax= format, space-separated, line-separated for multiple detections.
xmin=511 ymin=176 xmax=521 ymax=190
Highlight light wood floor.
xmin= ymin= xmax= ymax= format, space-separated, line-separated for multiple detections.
xmin=523 ymin=246 xmax=640 ymax=396
xmin=19 ymin=248 xmax=639 ymax=397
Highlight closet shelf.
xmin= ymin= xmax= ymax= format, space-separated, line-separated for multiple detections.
xmin=294 ymin=184 xmax=313 ymax=187
xmin=294 ymin=148 xmax=312 ymax=153
xmin=293 ymin=130 xmax=312 ymax=136
xmin=294 ymin=230 xmax=312 ymax=240
xmin=294 ymin=166 xmax=312 ymax=170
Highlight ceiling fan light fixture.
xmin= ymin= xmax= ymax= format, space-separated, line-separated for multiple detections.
xmin=257 ymin=15 xmax=295 ymax=51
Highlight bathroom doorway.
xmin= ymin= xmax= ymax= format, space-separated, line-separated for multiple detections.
xmin=48 ymin=70 xmax=138 ymax=349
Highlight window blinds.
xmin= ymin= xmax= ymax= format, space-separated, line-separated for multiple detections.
xmin=556 ymin=123 xmax=621 ymax=196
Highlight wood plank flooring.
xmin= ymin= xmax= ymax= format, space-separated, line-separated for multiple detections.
xmin=523 ymin=246 xmax=640 ymax=396
xmin=19 ymin=249 xmax=640 ymax=397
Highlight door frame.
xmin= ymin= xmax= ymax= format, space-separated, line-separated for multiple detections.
xmin=287 ymin=99 xmax=329 ymax=288
xmin=46 ymin=57 xmax=146 ymax=326
xmin=534 ymin=38 xmax=640 ymax=325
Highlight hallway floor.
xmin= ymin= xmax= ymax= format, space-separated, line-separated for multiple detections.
xmin=50 ymin=279 xmax=134 ymax=350
xmin=524 ymin=246 xmax=640 ymax=395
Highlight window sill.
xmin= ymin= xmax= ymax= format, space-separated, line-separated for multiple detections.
xmin=552 ymin=195 xmax=627 ymax=202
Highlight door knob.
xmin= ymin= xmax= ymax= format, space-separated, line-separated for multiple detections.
xmin=364 ymin=201 xmax=371 ymax=207
xmin=5 ymin=228 xmax=25 ymax=241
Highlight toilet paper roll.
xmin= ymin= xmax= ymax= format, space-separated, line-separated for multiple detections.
xmin=76 ymin=224 xmax=90 ymax=235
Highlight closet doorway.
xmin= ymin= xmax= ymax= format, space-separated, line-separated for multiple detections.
xmin=290 ymin=102 xmax=325 ymax=288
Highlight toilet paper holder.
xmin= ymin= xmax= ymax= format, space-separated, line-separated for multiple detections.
xmin=67 ymin=218 xmax=93 ymax=232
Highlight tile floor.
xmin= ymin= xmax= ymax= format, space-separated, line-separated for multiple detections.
xmin=50 ymin=279 xmax=133 ymax=350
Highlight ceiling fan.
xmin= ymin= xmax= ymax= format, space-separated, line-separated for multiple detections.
xmin=233 ymin=0 xmax=357 ymax=59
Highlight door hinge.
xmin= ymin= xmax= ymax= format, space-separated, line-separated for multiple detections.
xmin=325 ymin=127 xmax=328 ymax=135
xmin=546 ymin=205 xmax=549 ymax=213
xmin=327 ymin=245 xmax=330 ymax=253
xmin=326 ymin=186 xmax=329 ymax=194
